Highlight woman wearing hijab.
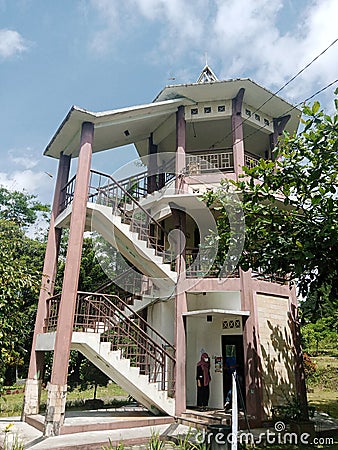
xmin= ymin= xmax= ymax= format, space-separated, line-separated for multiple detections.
xmin=196 ymin=352 xmax=211 ymax=409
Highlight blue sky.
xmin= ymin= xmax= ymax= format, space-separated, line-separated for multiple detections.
xmin=0 ymin=0 xmax=337 ymax=204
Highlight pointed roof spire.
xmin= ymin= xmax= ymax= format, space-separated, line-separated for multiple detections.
xmin=196 ymin=64 xmax=219 ymax=83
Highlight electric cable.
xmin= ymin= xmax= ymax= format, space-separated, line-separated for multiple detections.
xmin=208 ymin=37 xmax=338 ymax=149
xmin=238 ymin=78 xmax=338 ymax=146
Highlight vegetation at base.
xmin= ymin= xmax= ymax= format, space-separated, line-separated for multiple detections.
xmin=1 ymin=424 xmax=24 ymax=450
xmin=306 ymin=355 xmax=338 ymax=419
xmin=0 ymin=382 xmax=128 ymax=417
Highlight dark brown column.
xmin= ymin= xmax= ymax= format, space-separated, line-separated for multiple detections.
xmin=232 ymin=88 xmax=245 ymax=180
xmin=269 ymin=115 xmax=291 ymax=160
xmin=175 ymin=106 xmax=186 ymax=193
xmin=147 ymin=133 xmax=158 ymax=194
xmin=240 ymin=269 xmax=263 ymax=425
xmin=44 ymin=122 xmax=94 ymax=436
xmin=290 ymin=287 xmax=309 ymax=419
xmin=173 ymin=208 xmax=187 ymax=416
xmin=23 ymin=152 xmax=70 ymax=418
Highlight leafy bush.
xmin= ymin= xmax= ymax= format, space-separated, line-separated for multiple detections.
xmin=303 ymin=353 xmax=317 ymax=377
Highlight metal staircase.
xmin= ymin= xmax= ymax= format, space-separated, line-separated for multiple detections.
xmin=41 ymin=166 xmax=181 ymax=414
xmin=42 ymin=291 xmax=176 ymax=415
xmin=59 ymin=167 xmax=178 ymax=297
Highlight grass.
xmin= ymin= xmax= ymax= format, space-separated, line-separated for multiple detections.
xmin=0 ymin=382 xmax=128 ymax=417
xmin=306 ymin=355 xmax=338 ymax=419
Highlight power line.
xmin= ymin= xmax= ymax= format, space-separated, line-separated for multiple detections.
xmin=208 ymin=37 xmax=338 ymax=149
xmin=234 ymin=78 xmax=338 ymax=148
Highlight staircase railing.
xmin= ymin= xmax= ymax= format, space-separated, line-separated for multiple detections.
xmin=45 ymin=291 xmax=176 ymax=396
xmin=89 ymin=169 xmax=173 ymax=260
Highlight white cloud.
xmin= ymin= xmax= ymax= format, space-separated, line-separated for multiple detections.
xmin=8 ymin=148 xmax=39 ymax=169
xmin=0 ymin=170 xmax=52 ymax=196
xmin=88 ymin=0 xmax=338 ymax=106
xmin=0 ymin=28 xmax=29 ymax=59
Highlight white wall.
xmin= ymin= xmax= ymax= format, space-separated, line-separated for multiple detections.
xmin=147 ymin=298 xmax=175 ymax=345
xmin=186 ymin=291 xmax=242 ymax=409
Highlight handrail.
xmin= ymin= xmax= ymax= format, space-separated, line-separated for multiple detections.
xmin=90 ymin=169 xmax=168 ymax=237
xmin=45 ymin=291 xmax=176 ymax=394
xmin=78 ymin=291 xmax=175 ymax=358
xmin=84 ymin=298 xmax=163 ymax=360
xmin=74 ymin=291 xmax=175 ymax=393
xmin=45 ymin=291 xmax=175 ymax=358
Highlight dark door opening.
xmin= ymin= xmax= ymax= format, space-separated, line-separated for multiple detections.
xmin=222 ymin=335 xmax=245 ymax=407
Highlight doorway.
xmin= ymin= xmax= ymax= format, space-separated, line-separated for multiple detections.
xmin=222 ymin=335 xmax=245 ymax=406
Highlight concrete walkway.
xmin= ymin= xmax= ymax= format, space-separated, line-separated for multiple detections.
xmin=1 ymin=411 xmax=338 ymax=449
xmin=0 ymin=416 xmax=187 ymax=450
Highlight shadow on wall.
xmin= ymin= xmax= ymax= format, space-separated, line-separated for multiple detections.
xmin=259 ymin=318 xmax=297 ymax=416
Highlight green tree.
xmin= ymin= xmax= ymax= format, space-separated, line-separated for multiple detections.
xmin=0 ymin=220 xmax=40 ymax=391
xmin=0 ymin=187 xmax=49 ymax=227
xmin=0 ymin=188 xmax=48 ymax=392
xmin=79 ymin=359 xmax=109 ymax=400
xmin=205 ymin=94 xmax=338 ymax=310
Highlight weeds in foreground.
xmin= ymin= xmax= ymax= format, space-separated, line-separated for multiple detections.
xmin=101 ymin=438 xmax=124 ymax=450
xmin=147 ymin=431 xmax=164 ymax=450
xmin=1 ymin=424 xmax=24 ymax=450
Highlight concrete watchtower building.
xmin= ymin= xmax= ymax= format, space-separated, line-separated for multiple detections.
xmin=23 ymin=66 xmax=306 ymax=436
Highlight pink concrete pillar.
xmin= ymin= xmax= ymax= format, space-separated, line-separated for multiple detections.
xmin=240 ymin=268 xmax=263 ymax=425
xmin=232 ymin=88 xmax=245 ymax=180
xmin=269 ymin=115 xmax=291 ymax=161
xmin=44 ymin=122 xmax=94 ymax=436
xmin=173 ymin=208 xmax=187 ymax=416
xmin=175 ymin=106 xmax=186 ymax=193
xmin=23 ymin=153 xmax=70 ymax=418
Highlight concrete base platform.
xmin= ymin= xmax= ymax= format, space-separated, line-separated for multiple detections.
xmin=0 ymin=415 xmax=180 ymax=450
xmin=26 ymin=409 xmax=174 ymax=435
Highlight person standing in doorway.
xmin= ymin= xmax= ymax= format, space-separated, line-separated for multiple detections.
xmin=196 ymin=352 xmax=211 ymax=409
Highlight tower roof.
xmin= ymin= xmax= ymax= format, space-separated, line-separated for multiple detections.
xmin=44 ymin=74 xmax=301 ymax=160
xmin=196 ymin=65 xmax=219 ymax=83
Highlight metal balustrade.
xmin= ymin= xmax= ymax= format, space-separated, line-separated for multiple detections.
xmin=186 ymin=149 xmax=234 ymax=174
xmin=45 ymin=291 xmax=176 ymax=396
xmin=185 ymin=247 xmax=240 ymax=278
xmin=244 ymin=151 xmax=261 ymax=169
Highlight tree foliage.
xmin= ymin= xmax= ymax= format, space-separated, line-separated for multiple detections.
xmin=204 ymin=94 xmax=338 ymax=314
xmin=0 ymin=188 xmax=48 ymax=392
xmin=0 ymin=187 xmax=49 ymax=227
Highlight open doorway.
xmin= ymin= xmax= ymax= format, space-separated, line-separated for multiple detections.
xmin=222 ymin=335 xmax=245 ymax=407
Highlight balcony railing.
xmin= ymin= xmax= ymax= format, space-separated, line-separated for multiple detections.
xmin=186 ymin=149 xmax=234 ymax=174
xmin=186 ymin=149 xmax=262 ymax=175
xmin=244 ymin=151 xmax=261 ymax=169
